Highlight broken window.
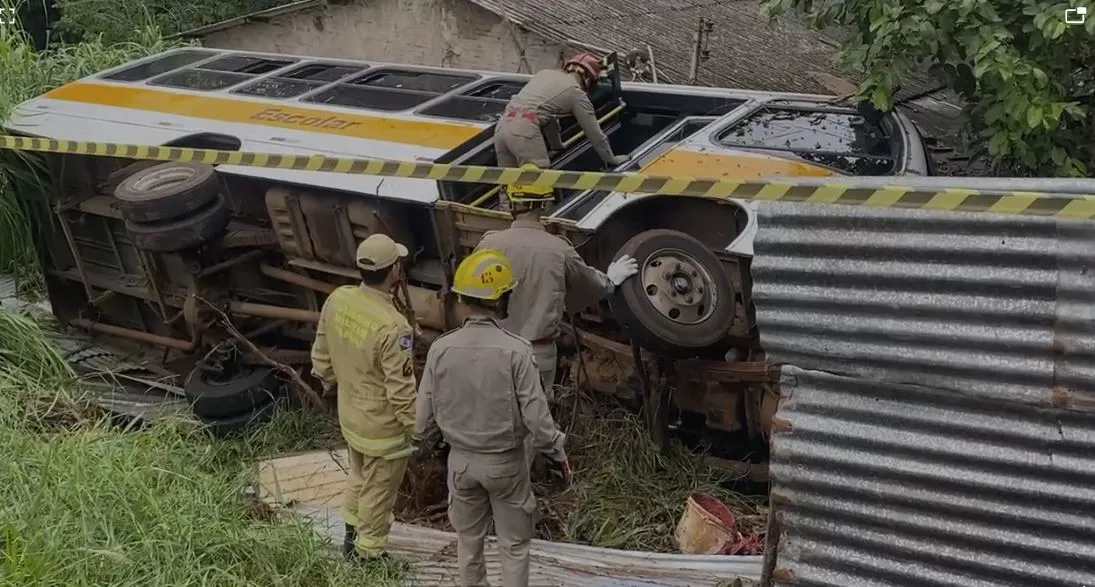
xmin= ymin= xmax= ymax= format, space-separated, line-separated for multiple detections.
xmin=148 ymin=54 xmax=299 ymax=92
xmin=715 ymin=107 xmax=896 ymax=175
xmin=305 ymin=68 xmax=479 ymax=112
xmin=101 ymin=50 xmax=216 ymax=82
xmin=418 ymin=79 xmax=528 ymax=122
xmin=354 ymin=69 xmax=477 ymax=93
xmin=234 ymin=62 xmax=367 ymax=99
xmin=148 ymin=69 xmax=253 ymax=91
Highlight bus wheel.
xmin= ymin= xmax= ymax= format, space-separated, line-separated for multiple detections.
xmin=114 ymin=162 xmax=221 ymax=223
xmin=610 ymin=229 xmax=736 ymax=357
xmin=125 ymin=193 xmax=230 ymax=253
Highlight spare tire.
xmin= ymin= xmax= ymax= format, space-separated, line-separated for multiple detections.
xmin=125 ymin=193 xmax=230 ymax=253
xmin=184 ymin=364 xmax=280 ymax=419
xmin=611 ymin=229 xmax=736 ymax=357
xmin=114 ymin=162 xmax=220 ymax=223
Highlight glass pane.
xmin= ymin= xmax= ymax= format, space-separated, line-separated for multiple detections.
xmin=197 ymin=55 xmax=296 ymax=75
xmin=280 ymin=63 xmax=365 ymax=82
xmin=306 ymin=85 xmax=434 ymax=111
xmin=718 ymin=109 xmax=891 ymax=157
xmin=418 ymin=97 xmax=507 ymax=122
xmin=148 ymin=69 xmax=252 ymax=91
xmin=101 ymin=50 xmax=214 ymax=82
xmin=464 ymin=80 xmax=526 ymax=100
xmin=351 ymin=68 xmax=477 ymax=93
xmin=234 ymin=78 xmax=323 ymax=98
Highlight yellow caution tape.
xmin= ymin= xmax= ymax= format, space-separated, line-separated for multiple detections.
xmin=2 ymin=135 xmax=1095 ymax=220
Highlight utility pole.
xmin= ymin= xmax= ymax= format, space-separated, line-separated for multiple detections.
xmin=687 ymin=17 xmax=714 ymax=85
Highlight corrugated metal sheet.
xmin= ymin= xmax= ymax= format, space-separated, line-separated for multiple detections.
xmin=768 ymin=366 xmax=1095 ymax=586
xmin=292 ymin=503 xmax=764 ymax=586
xmin=467 ymin=0 xmax=842 ymax=93
xmin=0 ymin=274 xmax=15 ymax=299
xmin=463 ymin=0 xmax=945 ymax=100
xmin=751 ymin=203 xmax=1095 ymax=585
xmin=750 ymin=202 xmax=1095 ymax=405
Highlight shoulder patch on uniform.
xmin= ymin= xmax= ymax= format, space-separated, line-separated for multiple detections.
xmin=398 ymin=333 xmax=413 ymax=351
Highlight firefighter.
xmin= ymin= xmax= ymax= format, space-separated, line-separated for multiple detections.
xmin=494 ymin=52 xmax=631 ymax=171
xmin=310 ymin=233 xmax=418 ymax=562
xmin=415 ymin=248 xmax=569 ymax=587
xmin=476 ymin=167 xmax=639 ymax=400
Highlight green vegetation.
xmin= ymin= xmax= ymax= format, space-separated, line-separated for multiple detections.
xmin=763 ymin=0 xmax=1095 ymax=176
xmin=0 ymin=307 xmax=408 ymax=585
xmin=58 ymin=0 xmax=291 ymax=44
xmin=0 ymin=7 xmax=406 ymax=584
xmin=537 ymin=392 xmax=767 ymax=553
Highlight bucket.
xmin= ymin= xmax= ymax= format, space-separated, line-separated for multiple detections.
xmin=674 ymin=492 xmax=738 ymax=555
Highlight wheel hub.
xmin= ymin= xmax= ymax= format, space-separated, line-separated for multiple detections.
xmin=640 ymin=249 xmax=718 ymax=325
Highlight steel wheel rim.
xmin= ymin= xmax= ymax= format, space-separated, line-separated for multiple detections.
xmin=639 ymin=247 xmax=718 ymax=325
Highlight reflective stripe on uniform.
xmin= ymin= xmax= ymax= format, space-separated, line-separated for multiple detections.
xmin=341 ymin=426 xmax=413 ymax=459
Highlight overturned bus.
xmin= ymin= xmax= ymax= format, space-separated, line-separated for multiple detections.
xmin=4 ymin=48 xmax=931 ymax=469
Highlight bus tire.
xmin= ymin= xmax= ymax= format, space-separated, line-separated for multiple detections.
xmin=124 ymin=193 xmax=230 ymax=253
xmin=114 ymin=162 xmax=221 ymax=223
xmin=610 ymin=229 xmax=736 ymax=357
xmin=198 ymin=398 xmax=282 ymax=439
xmin=185 ymin=365 xmax=280 ymax=419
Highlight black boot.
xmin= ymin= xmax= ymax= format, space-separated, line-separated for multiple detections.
xmin=346 ymin=550 xmax=393 ymax=565
xmin=342 ymin=524 xmax=357 ymax=558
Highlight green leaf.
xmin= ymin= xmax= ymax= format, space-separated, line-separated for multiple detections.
xmin=1050 ymin=20 xmax=1067 ymax=39
xmin=871 ymin=85 xmax=892 ymax=111
xmin=1032 ymin=67 xmax=1048 ymax=85
xmin=1027 ymin=105 xmax=1043 ymax=129
xmin=985 ymin=103 xmax=1004 ymax=124
xmin=1051 ymin=148 xmax=1067 ymax=166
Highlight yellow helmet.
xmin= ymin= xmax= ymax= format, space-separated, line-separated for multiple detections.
xmin=452 ymin=249 xmax=518 ymax=301
xmin=507 ymin=163 xmax=554 ymax=204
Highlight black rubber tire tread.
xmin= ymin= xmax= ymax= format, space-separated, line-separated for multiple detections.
xmin=114 ymin=162 xmax=220 ymax=223
xmin=198 ymin=398 xmax=281 ymax=439
xmin=610 ymin=229 xmax=736 ymax=358
xmin=184 ymin=365 xmax=280 ymax=419
xmin=125 ymin=193 xmax=230 ymax=253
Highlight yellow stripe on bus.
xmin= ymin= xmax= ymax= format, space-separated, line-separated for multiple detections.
xmin=43 ymin=82 xmax=483 ymax=150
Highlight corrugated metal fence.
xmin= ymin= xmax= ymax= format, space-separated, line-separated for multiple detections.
xmin=750 ymin=202 xmax=1095 ymax=586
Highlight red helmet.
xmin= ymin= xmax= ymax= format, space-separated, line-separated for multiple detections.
xmin=564 ymin=52 xmax=603 ymax=84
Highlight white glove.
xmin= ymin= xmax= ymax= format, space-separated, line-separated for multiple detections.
xmin=606 ymin=254 xmax=639 ymax=286
xmin=609 ymin=154 xmax=631 ymax=166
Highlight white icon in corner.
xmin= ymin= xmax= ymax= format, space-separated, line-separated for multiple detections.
xmin=1065 ymin=6 xmax=1087 ymax=24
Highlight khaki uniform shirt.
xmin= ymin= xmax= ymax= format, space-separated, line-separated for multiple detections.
xmin=311 ymin=284 xmax=417 ymax=458
xmin=507 ymin=69 xmax=614 ymax=163
xmin=476 ymin=220 xmax=613 ymax=342
xmin=415 ymin=316 xmax=564 ymax=458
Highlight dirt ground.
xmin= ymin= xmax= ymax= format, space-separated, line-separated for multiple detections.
xmin=393 ymin=382 xmax=767 ymax=554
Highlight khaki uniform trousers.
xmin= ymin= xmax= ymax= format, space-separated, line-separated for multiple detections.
xmin=342 ymin=448 xmax=409 ymax=556
xmin=494 ymin=117 xmax=551 ymax=212
xmin=447 ymin=447 xmax=536 ymax=587
xmin=524 ymin=342 xmax=557 ymax=471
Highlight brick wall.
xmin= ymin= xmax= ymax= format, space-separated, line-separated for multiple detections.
xmin=200 ymin=0 xmax=567 ymax=74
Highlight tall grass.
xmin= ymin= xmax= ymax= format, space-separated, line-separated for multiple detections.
xmin=58 ymin=0 xmax=290 ymax=44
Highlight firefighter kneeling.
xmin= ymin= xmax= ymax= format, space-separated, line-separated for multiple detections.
xmin=415 ymin=249 xmax=570 ymax=587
